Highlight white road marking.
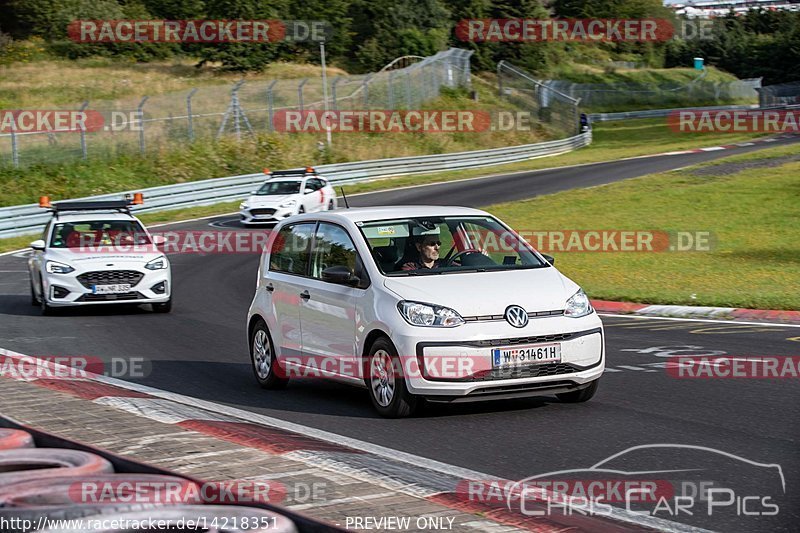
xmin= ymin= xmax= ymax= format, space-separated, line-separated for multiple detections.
xmin=599 ymin=313 xmax=800 ymax=328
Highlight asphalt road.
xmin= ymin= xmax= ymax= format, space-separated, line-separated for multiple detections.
xmin=1 ymin=137 xmax=798 ymax=531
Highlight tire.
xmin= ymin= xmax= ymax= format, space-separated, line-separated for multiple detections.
xmin=327 ymin=199 xmax=335 ymax=211
xmin=250 ymin=319 xmax=288 ymax=390
xmin=0 ymin=449 xmax=114 ymax=487
xmin=152 ymin=298 xmax=172 ymax=313
xmin=0 ymin=430 xmax=34 ymax=450
xmin=29 ymin=279 xmax=38 ymax=306
xmin=556 ymin=379 xmax=599 ymax=403
xmin=37 ymin=505 xmax=297 ymax=533
xmin=0 ymin=474 xmax=202 ymax=530
xmin=39 ymin=275 xmax=53 ymax=316
xmin=366 ymin=337 xmax=418 ymax=418
xmin=298 ymin=206 xmax=305 ymax=214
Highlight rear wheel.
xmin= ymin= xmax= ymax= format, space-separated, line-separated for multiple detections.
xmin=298 ymin=206 xmax=305 ymax=214
xmin=250 ymin=319 xmax=288 ymax=389
xmin=556 ymin=379 xmax=599 ymax=403
xmin=327 ymin=199 xmax=335 ymax=211
xmin=366 ymin=337 xmax=418 ymax=418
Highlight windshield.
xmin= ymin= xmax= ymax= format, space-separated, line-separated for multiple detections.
xmin=358 ymin=216 xmax=548 ymax=276
xmin=255 ymin=181 xmax=301 ymax=195
xmin=49 ymin=220 xmax=150 ymax=248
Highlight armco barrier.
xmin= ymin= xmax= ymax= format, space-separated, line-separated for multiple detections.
xmin=587 ymin=103 xmax=761 ymax=122
xmin=0 ymin=132 xmax=591 ymax=239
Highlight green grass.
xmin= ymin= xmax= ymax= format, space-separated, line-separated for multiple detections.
xmin=486 ymin=145 xmax=800 ymax=310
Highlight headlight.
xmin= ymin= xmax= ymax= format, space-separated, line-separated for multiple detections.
xmin=45 ymin=260 xmax=74 ymax=274
xmin=239 ymin=201 xmax=249 ymax=210
xmin=398 ymin=301 xmax=464 ymax=327
xmin=564 ymin=288 xmax=592 ymax=318
xmin=279 ymin=200 xmax=297 ymax=208
xmin=145 ymin=256 xmax=168 ymax=270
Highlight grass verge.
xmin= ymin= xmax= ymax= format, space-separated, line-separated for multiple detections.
xmin=487 ymin=145 xmax=800 ymax=310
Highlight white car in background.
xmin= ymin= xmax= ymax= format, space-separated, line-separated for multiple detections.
xmin=27 ymin=197 xmax=172 ymax=315
xmin=239 ymin=168 xmax=337 ymax=225
xmin=247 ymin=206 xmax=604 ymax=417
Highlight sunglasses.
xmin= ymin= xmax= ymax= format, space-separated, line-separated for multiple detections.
xmin=422 ymin=240 xmax=442 ymax=247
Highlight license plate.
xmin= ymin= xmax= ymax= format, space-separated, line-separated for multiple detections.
xmin=492 ymin=343 xmax=561 ymax=368
xmin=92 ymin=284 xmax=131 ymax=294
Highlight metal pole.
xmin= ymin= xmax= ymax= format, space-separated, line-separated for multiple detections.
xmin=79 ymin=101 xmax=89 ymax=159
xmin=404 ymin=72 xmax=412 ymax=109
xmin=320 ymin=41 xmax=331 ymax=148
xmin=186 ymin=88 xmax=197 ymax=142
xmin=298 ymin=79 xmax=308 ymax=113
xmin=497 ymin=61 xmax=504 ymax=98
xmin=233 ymin=81 xmax=244 ymax=141
xmin=363 ymin=75 xmax=372 ymax=108
xmin=388 ymin=71 xmax=395 ymax=108
xmin=10 ymin=121 xmax=18 ymax=167
xmin=137 ymin=96 xmax=148 ymax=155
xmin=266 ymin=80 xmax=278 ymax=132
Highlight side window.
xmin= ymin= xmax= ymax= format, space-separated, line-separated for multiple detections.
xmin=269 ymin=223 xmax=314 ymax=275
xmin=311 ymin=223 xmax=358 ymax=280
xmin=310 ymin=178 xmax=324 ymax=191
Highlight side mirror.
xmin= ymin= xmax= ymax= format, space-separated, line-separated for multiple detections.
xmin=30 ymin=239 xmax=45 ymax=251
xmin=151 ymin=235 xmax=166 ymax=245
xmin=542 ymin=254 xmax=555 ymax=265
xmin=321 ymin=265 xmax=359 ymax=286
xmin=304 ymin=187 xmax=313 ymax=194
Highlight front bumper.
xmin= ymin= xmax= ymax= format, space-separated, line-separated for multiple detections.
xmin=42 ymin=268 xmax=171 ymax=307
xmin=240 ymin=207 xmax=294 ymax=224
xmin=390 ymin=314 xmax=604 ymax=399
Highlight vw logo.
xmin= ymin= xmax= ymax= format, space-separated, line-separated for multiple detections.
xmin=505 ymin=305 xmax=529 ymax=328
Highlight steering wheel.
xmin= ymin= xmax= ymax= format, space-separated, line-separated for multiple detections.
xmin=445 ymin=249 xmax=483 ymax=267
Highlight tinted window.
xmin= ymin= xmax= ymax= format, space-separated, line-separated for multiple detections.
xmin=256 ymin=181 xmax=301 ymax=195
xmin=269 ymin=223 xmax=314 ymax=275
xmin=311 ymin=223 xmax=357 ymax=279
xmin=308 ymin=178 xmax=324 ymax=191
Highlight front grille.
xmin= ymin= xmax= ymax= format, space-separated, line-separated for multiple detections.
xmin=77 ymin=270 xmax=143 ymax=289
xmin=249 ymin=208 xmax=276 ymax=216
xmin=77 ymin=291 xmax=144 ymax=302
xmin=472 ymin=332 xmax=575 ymax=347
xmin=457 ymin=363 xmax=579 ymax=382
xmin=463 ymin=310 xmax=564 ymax=322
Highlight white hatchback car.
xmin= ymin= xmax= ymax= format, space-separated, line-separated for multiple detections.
xmin=28 ymin=199 xmax=172 ymax=315
xmin=239 ymin=168 xmax=337 ymax=225
xmin=247 ymin=206 xmax=604 ymax=417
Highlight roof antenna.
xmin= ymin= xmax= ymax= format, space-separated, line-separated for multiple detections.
xmin=339 ymin=186 xmax=350 ymax=209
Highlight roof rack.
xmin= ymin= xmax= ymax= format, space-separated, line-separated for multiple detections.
xmin=267 ymin=167 xmax=318 ymax=177
xmin=41 ymin=193 xmax=144 ymax=219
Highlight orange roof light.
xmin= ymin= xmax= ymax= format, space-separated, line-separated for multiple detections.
xmin=263 ymin=168 xmax=271 ymax=174
xmin=39 ymin=196 xmax=51 ymax=208
xmin=305 ymin=166 xmax=315 ymax=174
xmin=132 ymin=192 xmax=144 ymax=205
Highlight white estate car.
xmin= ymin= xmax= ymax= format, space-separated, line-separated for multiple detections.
xmin=27 ymin=199 xmax=172 ymax=315
xmin=247 ymin=206 xmax=604 ymax=417
xmin=239 ymin=168 xmax=337 ymax=225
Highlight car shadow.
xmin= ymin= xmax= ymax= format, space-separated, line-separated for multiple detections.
xmin=0 ymin=294 xmax=154 ymax=317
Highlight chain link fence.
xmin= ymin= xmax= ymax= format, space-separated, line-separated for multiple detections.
xmin=496 ymin=61 xmax=582 ymax=138
xmin=540 ymin=72 xmax=761 ymax=112
xmin=0 ymin=48 xmax=473 ymax=168
xmin=757 ymin=81 xmax=800 ymax=107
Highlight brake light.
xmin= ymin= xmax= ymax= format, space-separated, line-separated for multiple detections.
xmin=39 ymin=196 xmax=51 ymax=208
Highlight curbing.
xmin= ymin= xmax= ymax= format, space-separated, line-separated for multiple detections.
xmin=592 ymin=299 xmax=800 ymax=324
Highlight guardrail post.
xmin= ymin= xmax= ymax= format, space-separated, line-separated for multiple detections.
xmin=298 ymin=79 xmax=308 ymax=113
xmin=266 ymin=80 xmax=278 ymax=132
xmin=186 ymin=89 xmax=198 ymax=142
xmin=137 ymin=96 xmax=149 ymax=155
xmin=79 ymin=101 xmax=89 ymax=159
xmin=331 ymin=77 xmax=341 ymax=110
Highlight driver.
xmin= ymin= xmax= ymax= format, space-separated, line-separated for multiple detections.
xmin=401 ymin=235 xmax=442 ymax=271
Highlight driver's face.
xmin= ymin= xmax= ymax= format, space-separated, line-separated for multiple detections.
xmin=417 ymin=238 xmax=441 ymax=262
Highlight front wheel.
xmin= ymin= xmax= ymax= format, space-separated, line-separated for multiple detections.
xmin=30 ymin=278 xmax=38 ymax=306
xmin=152 ymin=298 xmax=172 ymax=313
xmin=39 ymin=276 xmax=53 ymax=316
xmin=556 ymin=379 xmax=599 ymax=403
xmin=250 ymin=319 xmax=288 ymax=390
xmin=366 ymin=337 xmax=418 ymax=418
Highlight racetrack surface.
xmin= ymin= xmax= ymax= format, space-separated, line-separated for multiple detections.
xmin=1 ymin=136 xmax=798 ymax=532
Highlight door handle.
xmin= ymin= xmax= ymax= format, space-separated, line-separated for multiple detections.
xmin=265 ymin=283 xmax=274 ymax=292
xmin=299 ymin=290 xmax=310 ymax=300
